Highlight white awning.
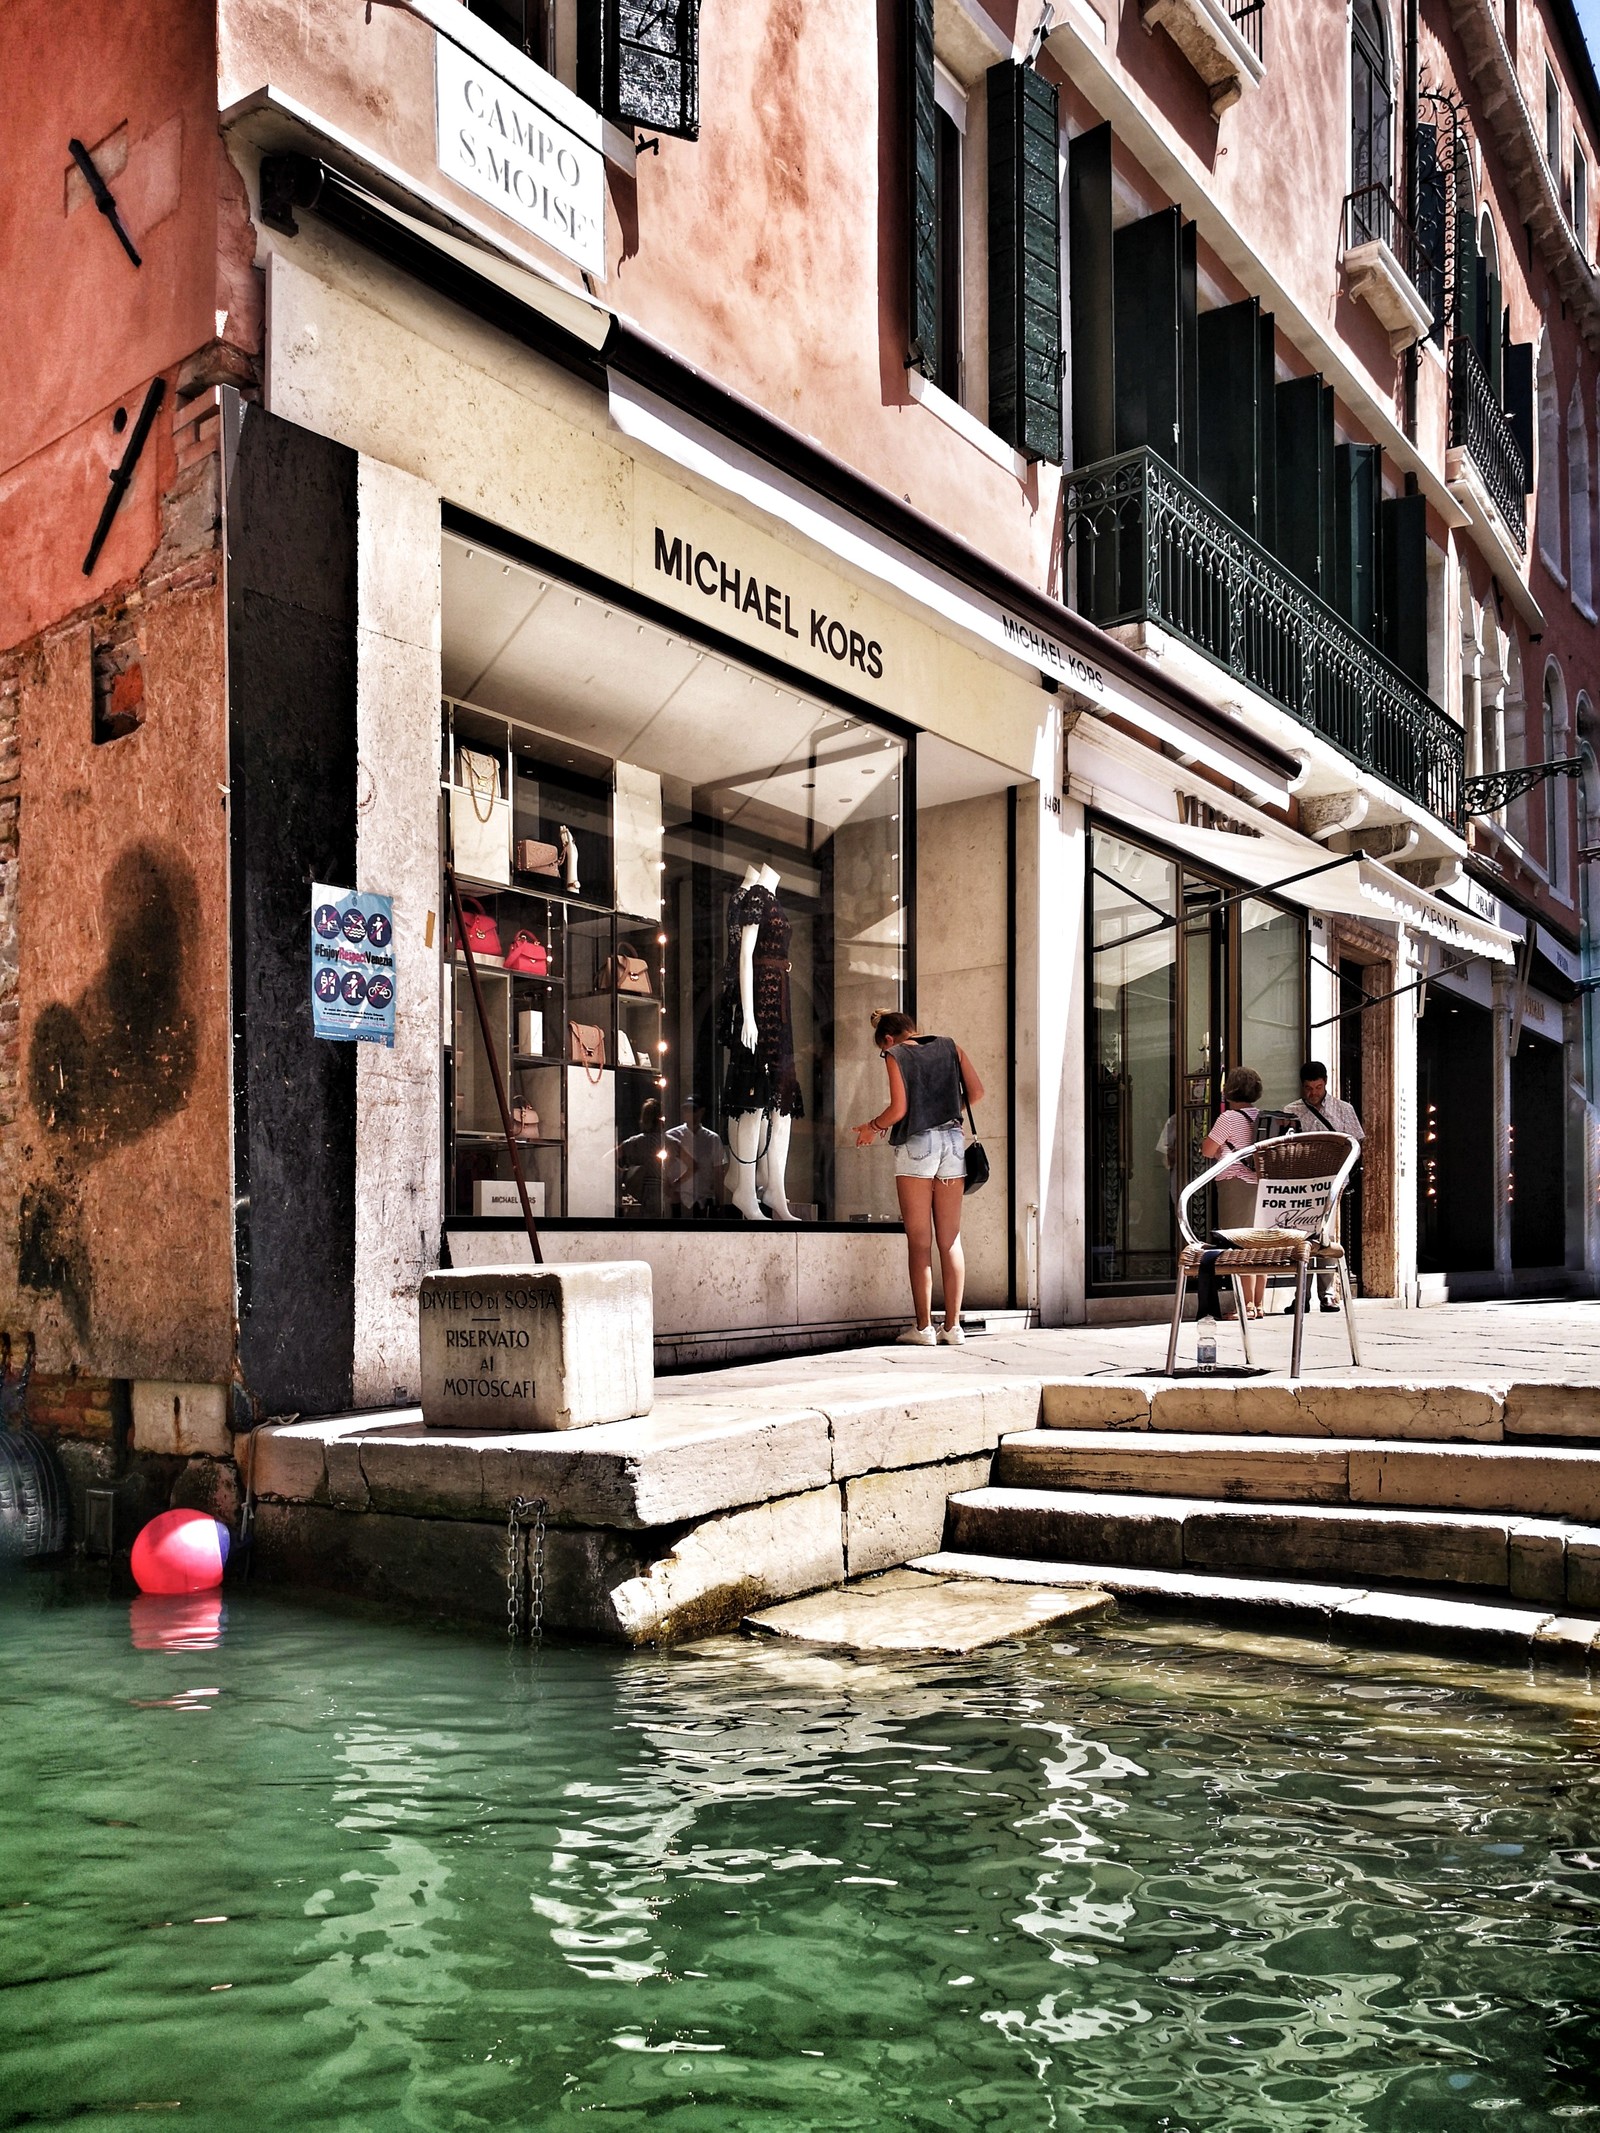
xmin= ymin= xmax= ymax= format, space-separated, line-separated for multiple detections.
xmin=1092 ymin=796 xmax=1519 ymax=964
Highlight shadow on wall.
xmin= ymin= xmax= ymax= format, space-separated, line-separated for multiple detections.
xmin=18 ymin=842 xmax=199 ymax=1335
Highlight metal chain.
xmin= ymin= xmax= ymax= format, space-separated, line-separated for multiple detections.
xmin=505 ymin=1495 xmax=549 ymax=1646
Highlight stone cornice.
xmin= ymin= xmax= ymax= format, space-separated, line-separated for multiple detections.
xmin=1445 ymin=0 xmax=1600 ymax=352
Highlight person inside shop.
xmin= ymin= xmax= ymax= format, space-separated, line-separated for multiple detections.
xmin=1283 ymin=1058 xmax=1364 ymax=1312
xmin=616 ymin=1098 xmax=669 ymax=1217
xmin=854 ymin=1010 xmax=984 ymax=1347
xmin=1198 ymin=1066 xmax=1267 ymax=1318
xmin=666 ymin=1095 xmax=729 ymax=1218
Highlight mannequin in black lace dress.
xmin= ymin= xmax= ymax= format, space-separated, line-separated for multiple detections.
xmin=720 ymin=862 xmax=802 ymax=1220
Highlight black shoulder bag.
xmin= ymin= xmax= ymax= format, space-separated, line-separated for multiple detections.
xmin=961 ymin=1079 xmax=990 ymax=1194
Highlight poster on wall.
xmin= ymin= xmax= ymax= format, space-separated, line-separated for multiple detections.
xmin=311 ymin=884 xmax=396 ymax=1046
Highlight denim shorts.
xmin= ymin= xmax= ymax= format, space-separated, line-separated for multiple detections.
xmin=894 ymin=1124 xmax=967 ymax=1181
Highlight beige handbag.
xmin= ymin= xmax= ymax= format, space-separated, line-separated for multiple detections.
xmin=601 ymin=944 xmax=653 ymax=995
xmin=511 ymin=1105 xmax=541 ymax=1141
xmin=569 ymin=1020 xmax=606 ymax=1083
xmin=451 ymin=745 xmax=509 ymax=885
xmin=514 ymin=838 xmax=562 ymax=877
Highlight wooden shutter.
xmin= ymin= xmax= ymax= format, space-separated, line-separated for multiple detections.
xmin=905 ymin=0 xmax=938 ymax=375
xmin=1504 ymin=338 xmax=1534 ymax=483
xmin=1487 ymin=278 xmax=1503 ymax=399
xmin=1114 ymin=208 xmax=1193 ymax=471
xmin=1068 ymin=123 xmax=1114 ymax=466
xmin=1197 ymin=298 xmax=1267 ymax=536
xmin=1380 ymin=491 xmax=1429 ymax=686
xmin=1274 ymin=374 xmax=1334 ymax=594
xmin=1455 ymin=206 xmax=1479 ymax=349
xmin=987 ymin=62 xmax=1063 ymax=462
xmin=1333 ymin=443 xmax=1382 ymax=639
xmin=577 ymin=0 xmax=701 ymax=138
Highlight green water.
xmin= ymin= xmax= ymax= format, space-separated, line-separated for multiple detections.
xmin=3 ymin=1577 xmax=1600 ymax=2130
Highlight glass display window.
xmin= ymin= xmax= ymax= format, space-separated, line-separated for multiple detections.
xmin=1088 ymin=822 xmax=1306 ymax=1289
xmin=440 ymin=536 xmax=909 ymax=1225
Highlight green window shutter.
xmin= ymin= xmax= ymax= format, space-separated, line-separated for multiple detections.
xmin=1114 ymin=208 xmax=1191 ymax=470
xmin=1487 ymin=276 xmax=1503 ymax=399
xmin=1068 ymin=122 xmax=1115 ymax=466
xmin=1504 ymin=339 xmax=1534 ymax=483
xmin=1380 ymin=491 xmax=1428 ymax=687
xmin=906 ymin=0 xmax=938 ymax=375
xmin=1415 ymin=122 xmax=1446 ymax=339
xmin=987 ymin=62 xmax=1063 ymax=462
xmin=577 ymin=1 xmax=701 ymax=138
xmin=1333 ymin=442 xmax=1381 ymax=639
xmin=1257 ymin=306 xmax=1278 ymax=541
xmin=1196 ymin=297 xmax=1270 ymax=535
xmin=1274 ymin=374 xmax=1333 ymax=594
xmin=1455 ymin=207 xmax=1479 ymax=349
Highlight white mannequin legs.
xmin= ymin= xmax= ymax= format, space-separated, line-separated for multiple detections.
xmin=759 ymin=1111 xmax=795 ymax=1222
xmin=727 ymin=1109 xmax=796 ymax=1221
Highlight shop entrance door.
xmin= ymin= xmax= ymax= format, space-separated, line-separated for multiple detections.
xmin=1417 ymin=990 xmax=1495 ymax=1273
xmin=1177 ymin=880 xmax=1227 ymax=1231
xmin=1511 ymin=1030 xmax=1565 ymax=1272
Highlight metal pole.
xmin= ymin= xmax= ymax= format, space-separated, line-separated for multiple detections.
xmin=445 ymin=862 xmax=543 ymax=1265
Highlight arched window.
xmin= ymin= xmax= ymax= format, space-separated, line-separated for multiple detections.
xmin=1570 ymin=382 xmax=1593 ymax=611
xmin=1459 ymin=569 xmax=1484 ymax=779
xmin=1544 ymin=660 xmax=1571 ymax=884
xmin=1352 ymin=0 xmax=1393 ymax=214
xmin=1505 ymin=635 xmax=1530 ymax=841
xmin=1538 ymin=334 xmax=1563 ymax=578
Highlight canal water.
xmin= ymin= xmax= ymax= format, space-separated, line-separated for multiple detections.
xmin=3 ymin=1574 xmax=1598 ymax=2130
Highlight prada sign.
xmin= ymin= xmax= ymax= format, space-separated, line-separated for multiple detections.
xmin=435 ymin=33 xmax=605 ymax=277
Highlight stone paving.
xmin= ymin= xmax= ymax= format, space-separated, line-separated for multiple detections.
xmin=655 ymin=1298 xmax=1600 ymax=1398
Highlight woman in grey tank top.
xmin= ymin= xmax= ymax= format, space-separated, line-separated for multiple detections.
xmin=854 ymin=1011 xmax=985 ymax=1346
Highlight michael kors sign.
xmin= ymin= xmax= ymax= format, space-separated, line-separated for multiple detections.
xmin=435 ymin=33 xmax=605 ymax=277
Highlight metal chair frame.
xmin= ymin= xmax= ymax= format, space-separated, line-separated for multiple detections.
xmin=1165 ymin=1132 xmax=1363 ymax=1379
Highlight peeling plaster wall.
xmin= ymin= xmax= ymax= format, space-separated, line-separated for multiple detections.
xmin=353 ymin=456 xmax=444 ymax=1405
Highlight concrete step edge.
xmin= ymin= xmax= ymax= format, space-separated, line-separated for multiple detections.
xmin=913 ymin=1550 xmax=1600 ymax=1667
xmin=950 ymin=1484 xmax=1600 ymax=1540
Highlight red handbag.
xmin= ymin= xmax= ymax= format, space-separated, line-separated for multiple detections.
xmin=504 ymin=931 xmax=549 ymax=976
xmin=459 ymin=897 xmax=502 ymax=962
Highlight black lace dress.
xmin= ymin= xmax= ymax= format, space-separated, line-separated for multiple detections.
xmin=719 ymin=884 xmax=804 ymax=1118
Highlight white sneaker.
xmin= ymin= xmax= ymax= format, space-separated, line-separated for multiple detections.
xmin=938 ymin=1323 xmax=966 ymax=1346
xmin=896 ymin=1325 xmax=937 ymax=1346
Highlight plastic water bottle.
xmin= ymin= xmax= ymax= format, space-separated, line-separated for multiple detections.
xmin=1196 ymin=1316 xmax=1218 ymax=1372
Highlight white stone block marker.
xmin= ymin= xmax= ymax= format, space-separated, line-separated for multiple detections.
xmin=420 ymin=1263 xmax=653 ymax=1432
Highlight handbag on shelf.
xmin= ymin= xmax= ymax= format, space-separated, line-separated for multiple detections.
xmin=569 ymin=1020 xmax=607 ymax=1083
xmin=503 ymin=931 xmax=549 ymax=976
xmin=458 ymin=897 xmax=503 ymax=964
xmin=601 ymin=944 xmax=653 ymax=996
xmin=961 ymin=1083 xmax=990 ymax=1195
xmin=514 ymin=838 xmax=562 ymax=878
xmin=452 ymin=747 xmax=510 ymax=886
xmin=511 ymin=1105 xmax=541 ymax=1141
xmin=616 ymin=1030 xmax=637 ymax=1068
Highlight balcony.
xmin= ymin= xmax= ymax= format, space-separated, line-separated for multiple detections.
xmin=1448 ymin=334 xmax=1528 ymax=551
xmin=1139 ymin=0 xmax=1266 ymax=118
xmin=1341 ymin=183 xmax=1434 ymax=353
xmin=1064 ymin=448 xmax=1464 ymax=827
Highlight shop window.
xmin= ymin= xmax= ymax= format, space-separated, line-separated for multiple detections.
xmin=440 ymin=538 xmax=907 ymax=1227
xmin=1087 ymin=825 xmax=1305 ymax=1289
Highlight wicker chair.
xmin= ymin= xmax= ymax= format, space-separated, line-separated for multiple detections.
xmin=1165 ymin=1131 xmax=1362 ymax=1379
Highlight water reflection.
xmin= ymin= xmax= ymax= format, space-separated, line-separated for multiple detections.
xmin=128 ymin=1591 xmax=225 ymax=1651
xmin=3 ymin=1586 xmax=1599 ymax=2129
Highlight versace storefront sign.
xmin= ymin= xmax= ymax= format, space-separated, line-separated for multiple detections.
xmin=435 ymin=33 xmax=605 ymax=277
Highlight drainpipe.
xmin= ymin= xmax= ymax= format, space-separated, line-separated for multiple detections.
xmin=1403 ymin=0 xmax=1420 ymax=444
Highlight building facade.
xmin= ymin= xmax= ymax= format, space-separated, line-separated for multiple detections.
xmin=0 ymin=0 xmax=1594 ymax=1447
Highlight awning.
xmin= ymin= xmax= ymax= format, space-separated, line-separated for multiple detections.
xmin=1091 ymin=794 xmax=1519 ymax=964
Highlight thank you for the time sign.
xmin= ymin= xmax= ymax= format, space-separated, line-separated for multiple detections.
xmin=435 ymin=33 xmax=605 ymax=277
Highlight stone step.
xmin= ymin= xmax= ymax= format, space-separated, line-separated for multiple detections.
xmin=997 ymin=1429 xmax=1600 ymax=1521
xmin=944 ymin=1485 xmax=1600 ymax=1609
xmin=913 ymin=1549 xmax=1600 ymax=1670
xmin=1038 ymin=1378 xmax=1600 ymax=1444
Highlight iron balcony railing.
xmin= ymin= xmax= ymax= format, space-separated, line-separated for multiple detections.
xmin=1064 ymin=448 xmax=1464 ymax=828
xmin=1343 ymin=180 xmax=1430 ymax=296
xmin=1448 ymin=334 xmax=1528 ymax=550
xmin=1228 ymin=0 xmax=1264 ymax=60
